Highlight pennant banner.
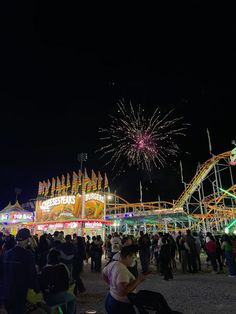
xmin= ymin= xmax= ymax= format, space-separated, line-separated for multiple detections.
xmin=44 ymin=179 xmax=51 ymax=196
xmin=61 ymin=175 xmax=66 ymax=194
xmin=78 ymin=170 xmax=82 ymax=187
xmin=82 ymin=176 xmax=85 ymax=193
xmin=56 ymin=176 xmax=61 ymax=193
xmin=72 ymin=171 xmax=77 ymax=194
xmin=66 ymin=173 xmax=71 ymax=190
xmin=84 ymin=168 xmax=90 ymax=185
xmin=38 ymin=169 xmax=107 ymax=197
xmin=42 ymin=181 xmax=47 ymax=196
xmin=92 ymin=170 xmax=98 ymax=192
xmin=104 ymin=172 xmax=108 ymax=189
xmin=98 ymin=171 xmax=103 ymax=190
xmin=51 ymin=177 xmax=56 ymax=196
xmin=86 ymin=181 xmax=92 ymax=193
xmin=38 ymin=181 xmax=43 ymax=195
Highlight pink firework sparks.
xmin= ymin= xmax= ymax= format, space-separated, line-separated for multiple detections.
xmin=98 ymin=100 xmax=187 ymax=173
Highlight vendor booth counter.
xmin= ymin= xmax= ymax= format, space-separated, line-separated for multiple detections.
xmin=32 ymin=219 xmax=112 ymax=239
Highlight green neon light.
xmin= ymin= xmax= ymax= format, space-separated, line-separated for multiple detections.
xmin=219 ymin=188 xmax=236 ymax=230
xmin=226 ymin=218 xmax=236 ymax=229
xmin=219 ymin=188 xmax=236 ymax=200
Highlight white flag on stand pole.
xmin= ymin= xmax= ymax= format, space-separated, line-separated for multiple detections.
xmin=207 ymin=128 xmax=212 ymax=155
xmin=179 ymin=160 xmax=184 ymax=184
xmin=139 ymin=181 xmax=143 ymax=203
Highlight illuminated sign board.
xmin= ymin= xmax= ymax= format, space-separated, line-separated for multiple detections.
xmin=84 ymin=222 xmax=102 ymax=228
xmin=229 ymin=147 xmax=236 ymax=166
xmin=85 ymin=193 xmax=105 ymax=219
xmin=13 ymin=213 xmax=33 ymax=220
xmin=0 ymin=213 xmax=9 ymax=221
xmin=85 ymin=193 xmax=104 ymax=203
xmin=36 ymin=192 xmax=105 ymax=222
xmin=40 ymin=195 xmax=76 ymax=210
xmin=0 ymin=212 xmax=33 ymax=224
xmin=36 ymin=222 xmax=80 ymax=231
xmin=64 ymin=222 xmax=78 ymax=229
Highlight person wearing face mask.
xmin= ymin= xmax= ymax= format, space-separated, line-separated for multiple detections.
xmin=112 ymin=236 xmax=139 ymax=278
xmin=102 ymin=245 xmax=147 ymax=314
xmin=3 ymin=228 xmax=39 ymax=314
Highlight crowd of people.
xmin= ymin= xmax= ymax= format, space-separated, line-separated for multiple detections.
xmin=0 ymin=228 xmax=236 ymax=313
xmin=0 ymin=229 xmax=104 ymax=314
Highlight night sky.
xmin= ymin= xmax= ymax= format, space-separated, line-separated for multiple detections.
xmin=0 ymin=4 xmax=235 ymax=208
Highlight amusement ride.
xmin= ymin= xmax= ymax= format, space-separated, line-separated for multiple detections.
xmin=105 ymin=149 xmax=236 ymax=235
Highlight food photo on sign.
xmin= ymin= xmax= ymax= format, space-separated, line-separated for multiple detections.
xmin=35 ymin=194 xmax=82 ymax=222
xmin=85 ymin=199 xmax=104 ymax=219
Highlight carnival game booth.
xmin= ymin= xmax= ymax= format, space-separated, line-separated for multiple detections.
xmin=0 ymin=201 xmax=34 ymax=235
xmin=35 ymin=170 xmax=112 ymax=238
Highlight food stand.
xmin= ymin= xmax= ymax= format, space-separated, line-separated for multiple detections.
xmin=34 ymin=171 xmax=112 ymax=238
xmin=0 ymin=201 xmax=34 ymax=235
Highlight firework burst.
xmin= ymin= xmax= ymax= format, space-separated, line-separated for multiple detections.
xmin=98 ymin=100 xmax=187 ymax=173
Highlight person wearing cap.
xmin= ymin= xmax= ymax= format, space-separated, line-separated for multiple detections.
xmin=3 ymin=228 xmax=39 ymax=314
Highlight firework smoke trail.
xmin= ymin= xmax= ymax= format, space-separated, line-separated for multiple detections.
xmin=98 ymin=100 xmax=187 ymax=174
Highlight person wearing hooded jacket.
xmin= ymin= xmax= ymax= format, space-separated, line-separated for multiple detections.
xmin=3 ymin=228 xmax=39 ymax=314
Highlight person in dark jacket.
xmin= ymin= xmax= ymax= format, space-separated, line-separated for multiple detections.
xmin=1 ymin=235 xmax=15 ymax=253
xmin=186 ymin=229 xmax=197 ymax=273
xmin=159 ymin=236 xmax=173 ymax=281
xmin=94 ymin=235 xmax=103 ymax=272
xmin=72 ymin=236 xmax=86 ymax=295
xmin=90 ymin=236 xmax=97 ymax=272
xmin=39 ymin=248 xmax=76 ymax=314
xmin=176 ymin=231 xmax=182 ymax=262
xmin=215 ymin=235 xmax=223 ymax=272
xmin=3 ymin=228 xmax=39 ymax=314
xmin=38 ymin=234 xmax=50 ymax=271
xmin=60 ymin=235 xmax=75 ymax=279
xmin=138 ymin=232 xmax=151 ymax=274
xmin=167 ymin=234 xmax=177 ymax=271
xmin=0 ymin=235 xmax=15 ymax=283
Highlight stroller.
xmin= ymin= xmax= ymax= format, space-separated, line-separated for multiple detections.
xmin=127 ymin=290 xmax=184 ymax=314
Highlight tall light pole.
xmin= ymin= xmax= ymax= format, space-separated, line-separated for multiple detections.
xmin=78 ymin=153 xmax=88 ymax=220
xmin=77 ymin=153 xmax=88 ymax=171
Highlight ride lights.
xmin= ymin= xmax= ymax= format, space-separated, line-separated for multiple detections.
xmin=107 ymin=194 xmax=113 ymax=201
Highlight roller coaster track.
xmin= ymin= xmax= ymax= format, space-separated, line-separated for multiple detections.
xmin=104 ymin=193 xmax=181 ymax=216
xmin=202 ymin=184 xmax=236 ymax=217
xmin=106 ymin=201 xmax=174 ymax=211
xmin=174 ymin=151 xmax=232 ymax=209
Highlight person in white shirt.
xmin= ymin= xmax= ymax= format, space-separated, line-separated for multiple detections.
xmin=102 ymin=245 xmax=146 ymax=314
